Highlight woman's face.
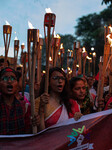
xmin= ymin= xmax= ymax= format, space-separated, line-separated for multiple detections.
xmin=0 ymin=72 xmax=18 ymax=95
xmin=49 ymin=71 xmax=65 ymax=93
xmin=72 ymin=80 xmax=86 ymax=100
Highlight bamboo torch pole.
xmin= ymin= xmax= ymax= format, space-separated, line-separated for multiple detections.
xmin=93 ymin=52 xmax=96 ymax=77
xmin=97 ymin=26 xmax=110 ymax=111
xmin=108 ymin=26 xmax=112 ymax=94
xmin=77 ymin=42 xmax=82 ymax=75
xmin=60 ymin=43 xmax=64 ymax=68
xmin=44 ymin=9 xmax=56 ymax=117
xmin=3 ymin=22 xmax=12 ymax=67
xmin=22 ymin=52 xmax=27 ymax=98
xmin=72 ymin=42 xmax=77 ymax=77
xmin=67 ymin=49 xmax=71 ymax=77
xmin=109 ymin=48 xmax=112 ymax=94
xmin=97 ymin=56 xmax=103 ymax=103
xmin=21 ymin=43 xmax=25 ymax=64
xmin=27 ymin=23 xmax=39 ymax=133
xmin=53 ymin=34 xmax=61 ymax=67
xmin=21 ymin=43 xmax=26 ymax=98
xmin=14 ymin=37 xmax=19 ymax=70
xmin=37 ymin=36 xmax=43 ymax=85
xmin=82 ymin=47 xmax=87 ymax=77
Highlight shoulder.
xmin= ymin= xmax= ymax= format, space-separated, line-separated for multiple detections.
xmin=69 ymin=98 xmax=79 ymax=105
xmin=69 ymin=98 xmax=80 ymax=112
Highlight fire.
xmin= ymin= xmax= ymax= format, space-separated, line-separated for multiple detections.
xmin=14 ymin=36 xmax=18 ymax=40
xmin=106 ymin=34 xmax=112 ymax=47
xmin=45 ymin=8 xmax=52 ymax=13
xmin=43 ymin=70 xmax=46 ymax=74
xmin=93 ymin=52 xmax=96 ymax=57
xmin=21 ymin=43 xmax=25 ymax=46
xmin=82 ymin=47 xmax=86 ymax=53
xmin=91 ymin=47 xmax=94 ymax=51
xmin=39 ymin=34 xmax=42 ymax=38
xmin=109 ymin=26 xmax=112 ymax=33
xmin=60 ymin=43 xmax=63 ymax=49
xmin=58 ymin=52 xmax=61 ymax=55
xmin=86 ymin=56 xmax=92 ymax=60
xmin=68 ymin=49 xmax=70 ymax=52
xmin=28 ymin=21 xmax=34 ymax=29
xmin=5 ymin=20 xmax=10 ymax=25
xmin=49 ymin=56 xmax=52 ymax=61
xmin=106 ymin=25 xmax=112 ymax=47
xmin=76 ymin=64 xmax=79 ymax=68
xmin=61 ymin=68 xmax=64 ymax=72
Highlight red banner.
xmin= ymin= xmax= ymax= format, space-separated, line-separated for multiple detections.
xmin=0 ymin=110 xmax=112 ymax=150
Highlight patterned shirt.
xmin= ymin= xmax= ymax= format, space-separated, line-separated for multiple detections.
xmin=0 ymin=97 xmax=31 ymax=135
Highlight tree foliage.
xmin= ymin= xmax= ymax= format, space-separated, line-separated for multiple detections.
xmin=41 ymin=34 xmax=76 ymax=69
xmin=75 ymin=7 xmax=112 ymax=73
xmin=102 ymin=0 xmax=112 ymax=5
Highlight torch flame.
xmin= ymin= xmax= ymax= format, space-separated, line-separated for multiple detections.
xmin=39 ymin=34 xmax=42 ymax=38
xmin=49 ymin=56 xmax=52 ymax=61
xmin=68 ymin=49 xmax=70 ymax=52
xmin=43 ymin=70 xmax=46 ymax=74
xmin=14 ymin=36 xmax=18 ymax=40
xmin=109 ymin=26 xmax=112 ymax=33
xmin=67 ymin=67 xmax=71 ymax=71
xmin=28 ymin=21 xmax=34 ymax=29
xmin=60 ymin=43 xmax=63 ymax=49
xmin=76 ymin=64 xmax=79 ymax=68
xmin=86 ymin=56 xmax=92 ymax=60
xmin=54 ymin=31 xmax=60 ymax=39
xmin=82 ymin=47 xmax=86 ymax=53
xmin=61 ymin=68 xmax=64 ymax=72
xmin=45 ymin=8 xmax=52 ymax=13
xmin=93 ymin=52 xmax=96 ymax=57
xmin=5 ymin=20 xmax=10 ymax=25
xmin=21 ymin=43 xmax=25 ymax=46
xmin=56 ymin=34 xmax=60 ymax=38
xmin=106 ymin=34 xmax=112 ymax=47
xmin=54 ymin=31 xmax=56 ymax=38
xmin=58 ymin=52 xmax=61 ymax=55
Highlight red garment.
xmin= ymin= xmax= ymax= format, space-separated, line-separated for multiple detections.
xmin=95 ymin=72 xmax=99 ymax=81
xmin=0 ymin=97 xmax=31 ymax=135
xmin=68 ymin=99 xmax=80 ymax=118
xmin=104 ymin=97 xmax=112 ymax=110
xmin=45 ymin=106 xmax=63 ymax=128
xmin=45 ymin=99 xmax=80 ymax=128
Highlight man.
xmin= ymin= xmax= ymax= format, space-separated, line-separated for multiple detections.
xmin=0 ymin=67 xmax=40 ymax=135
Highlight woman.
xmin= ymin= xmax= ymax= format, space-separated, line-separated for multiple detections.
xmin=35 ymin=67 xmax=81 ymax=130
xmin=0 ymin=67 xmax=40 ymax=135
xmin=69 ymin=77 xmax=94 ymax=115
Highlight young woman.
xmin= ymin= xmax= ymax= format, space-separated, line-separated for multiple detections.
xmin=0 ymin=67 xmax=40 ymax=135
xmin=35 ymin=67 xmax=81 ymax=130
xmin=69 ymin=77 xmax=94 ymax=115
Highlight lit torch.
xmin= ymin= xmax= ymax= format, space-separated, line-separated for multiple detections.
xmin=27 ymin=21 xmax=39 ymax=133
xmin=92 ymin=52 xmax=96 ymax=77
xmin=3 ymin=21 xmax=12 ymax=67
xmin=86 ymin=56 xmax=92 ymax=76
xmin=14 ymin=36 xmax=19 ymax=70
xmin=82 ymin=47 xmax=87 ymax=77
xmin=44 ymin=8 xmax=56 ymax=93
xmin=53 ymin=32 xmax=61 ymax=67
xmin=36 ymin=34 xmax=43 ymax=85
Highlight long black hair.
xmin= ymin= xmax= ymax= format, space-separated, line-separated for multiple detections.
xmin=39 ymin=67 xmax=72 ymax=114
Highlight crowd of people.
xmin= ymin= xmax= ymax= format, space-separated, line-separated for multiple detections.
xmin=0 ymin=57 xmax=112 ymax=135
